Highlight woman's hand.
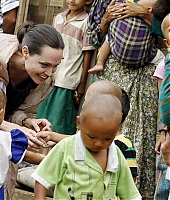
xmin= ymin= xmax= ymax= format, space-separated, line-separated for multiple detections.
xmin=103 ymin=0 xmax=119 ymax=23
xmin=18 ymin=126 xmax=48 ymax=150
xmin=22 ymin=118 xmax=51 ymax=132
xmin=111 ymin=2 xmax=152 ymax=24
xmin=99 ymin=0 xmax=118 ymax=40
xmin=112 ymin=2 xmax=148 ymax=17
xmin=0 ymin=120 xmax=48 ymax=150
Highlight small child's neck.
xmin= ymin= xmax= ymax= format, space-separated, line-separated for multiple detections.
xmin=67 ymin=9 xmax=85 ymax=20
xmin=89 ymin=148 xmax=108 ymax=172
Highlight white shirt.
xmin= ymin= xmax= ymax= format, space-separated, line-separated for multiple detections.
xmin=166 ymin=167 xmax=170 ymax=180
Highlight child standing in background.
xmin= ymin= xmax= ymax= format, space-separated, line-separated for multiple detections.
xmin=33 ymin=93 xmax=141 ymax=200
xmin=37 ymin=0 xmax=95 ymax=134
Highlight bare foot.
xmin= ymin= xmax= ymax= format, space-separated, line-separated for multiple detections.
xmin=88 ymin=64 xmax=104 ymax=75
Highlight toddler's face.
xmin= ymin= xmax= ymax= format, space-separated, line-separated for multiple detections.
xmin=77 ymin=115 xmax=121 ymax=153
xmin=165 ymin=27 xmax=170 ymax=45
xmin=162 ymin=15 xmax=170 ymax=47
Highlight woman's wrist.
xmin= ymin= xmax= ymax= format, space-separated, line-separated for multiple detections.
xmin=100 ymin=16 xmax=110 ymax=30
xmin=101 ymin=13 xmax=110 ymax=27
xmin=100 ymin=16 xmax=110 ymax=41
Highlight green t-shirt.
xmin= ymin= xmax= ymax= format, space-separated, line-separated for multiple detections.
xmin=159 ymin=52 xmax=170 ymax=127
xmin=32 ymin=132 xmax=141 ymax=200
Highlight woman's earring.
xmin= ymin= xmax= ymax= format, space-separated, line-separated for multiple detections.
xmin=22 ymin=45 xmax=29 ymax=60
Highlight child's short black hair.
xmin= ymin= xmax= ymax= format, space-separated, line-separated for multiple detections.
xmin=121 ymin=89 xmax=130 ymax=123
xmin=152 ymin=0 xmax=170 ymax=21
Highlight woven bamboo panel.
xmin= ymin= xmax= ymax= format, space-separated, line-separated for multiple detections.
xmin=27 ymin=0 xmax=66 ymax=25
xmin=15 ymin=0 xmax=66 ymax=29
xmin=14 ymin=0 xmax=29 ymax=33
xmin=49 ymin=0 xmax=64 ymax=7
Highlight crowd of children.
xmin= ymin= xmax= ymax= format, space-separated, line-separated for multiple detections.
xmin=1 ymin=0 xmax=170 ymax=199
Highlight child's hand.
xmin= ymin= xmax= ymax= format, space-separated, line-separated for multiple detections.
xmin=74 ymin=90 xmax=80 ymax=104
xmin=37 ymin=131 xmax=69 ymax=143
xmin=74 ymin=83 xmax=86 ymax=104
xmin=36 ymin=131 xmax=52 ymax=143
xmin=46 ymin=141 xmax=56 ymax=147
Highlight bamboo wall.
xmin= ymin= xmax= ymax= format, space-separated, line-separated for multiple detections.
xmin=15 ymin=0 xmax=66 ymax=31
xmin=27 ymin=0 xmax=66 ymax=25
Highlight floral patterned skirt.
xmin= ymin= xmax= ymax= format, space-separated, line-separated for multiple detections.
xmin=97 ymin=55 xmax=158 ymax=199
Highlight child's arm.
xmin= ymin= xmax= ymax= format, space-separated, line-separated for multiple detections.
xmin=34 ymin=181 xmax=47 ymax=200
xmin=74 ymin=50 xmax=93 ymax=104
xmin=24 ymin=151 xmax=45 ymax=165
xmin=36 ymin=131 xmax=69 ymax=143
xmin=161 ymin=130 xmax=170 ymax=166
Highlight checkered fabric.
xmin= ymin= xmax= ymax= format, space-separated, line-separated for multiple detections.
xmin=108 ymin=17 xmax=157 ymax=67
xmin=87 ymin=0 xmax=157 ymax=67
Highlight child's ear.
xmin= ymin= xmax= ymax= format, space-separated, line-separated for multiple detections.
xmin=164 ymin=39 xmax=170 ymax=48
xmin=85 ymin=0 xmax=93 ymax=5
xmin=148 ymin=6 xmax=153 ymax=14
xmin=76 ymin=116 xmax=81 ymax=128
xmin=0 ymin=108 xmax=4 ymax=115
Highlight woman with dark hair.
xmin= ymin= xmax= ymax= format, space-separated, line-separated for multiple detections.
xmin=0 ymin=21 xmax=64 ymax=147
xmin=0 ymin=21 xmax=64 ymax=199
